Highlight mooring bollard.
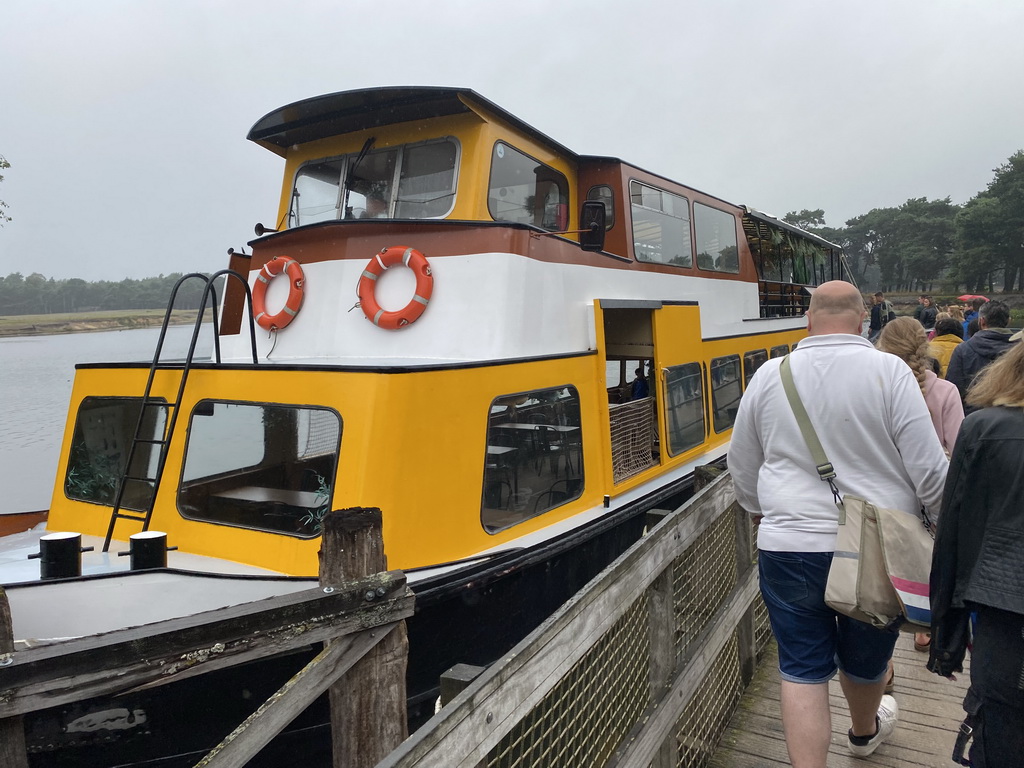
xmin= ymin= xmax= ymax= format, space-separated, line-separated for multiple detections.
xmin=27 ymin=532 xmax=93 ymax=579
xmin=117 ymin=531 xmax=177 ymax=570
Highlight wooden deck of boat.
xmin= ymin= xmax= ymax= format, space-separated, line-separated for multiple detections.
xmin=711 ymin=632 xmax=970 ymax=767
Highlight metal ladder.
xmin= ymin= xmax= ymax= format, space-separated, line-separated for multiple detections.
xmin=102 ymin=269 xmax=258 ymax=552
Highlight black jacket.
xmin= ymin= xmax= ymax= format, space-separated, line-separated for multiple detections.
xmin=928 ymin=405 xmax=1024 ymax=676
xmin=945 ymin=330 xmax=1017 ymax=408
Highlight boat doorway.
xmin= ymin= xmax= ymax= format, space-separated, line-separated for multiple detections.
xmin=601 ymin=302 xmax=659 ymax=484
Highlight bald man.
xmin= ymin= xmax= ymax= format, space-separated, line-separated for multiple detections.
xmin=728 ymin=281 xmax=948 ymax=767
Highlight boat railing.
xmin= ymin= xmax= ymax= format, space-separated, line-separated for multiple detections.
xmin=609 ymin=397 xmax=657 ymax=483
xmin=102 ymin=270 xmax=258 ymax=551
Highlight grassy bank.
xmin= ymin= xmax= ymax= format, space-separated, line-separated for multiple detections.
xmin=0 ymin=308 xmax=215 ymax=338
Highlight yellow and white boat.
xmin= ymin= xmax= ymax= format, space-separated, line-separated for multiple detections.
xmin=0 ymin=86 xmax=850 ymax=767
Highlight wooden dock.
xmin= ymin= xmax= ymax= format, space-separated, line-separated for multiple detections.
xmin=711 ymin=632 xmax=970 ymax=767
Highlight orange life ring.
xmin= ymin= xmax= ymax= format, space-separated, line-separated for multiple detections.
xmin=252 ymin=255 xmax=305 ymax=331
xmin=357 ymin=246 xmax=433 ymax=329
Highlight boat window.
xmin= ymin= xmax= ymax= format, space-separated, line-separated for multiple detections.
xmin=743 ymin=349 xmax=768 ymax=387
xmin=177 ymin=401 xmax=341 ymax=538
xmin=396 ymin=141 xmax=458 ymax=218
xmin=587 ymin=185 xmax=615 ymax=229
xmin=770 ymin=344 xmax=789 ymax=358
xmin=64 ymin=397 xmax=167 ymax=510
xmin=629 ymin=181 xmax=692 ymax=267
xmin=488 ymin=142 xmax=569 ymax=231
xmin=663 ymin=363 xmax=705 ymax=456
xmin=694 ymin=203 xmax=739 ymax=273
xmin=711 ymin=355 xmax=742 ymax=432
xmin=482 ymin=386 xmax=582 ymax=533
xmin=289 ymin=139 xmax=459 ymax=226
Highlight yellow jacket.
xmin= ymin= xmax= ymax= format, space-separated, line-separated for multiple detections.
xmin=929 ymin=334 xmax=963 ymax=378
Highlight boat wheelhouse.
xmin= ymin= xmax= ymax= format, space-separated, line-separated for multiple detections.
xmin=0 ymin=86 xmax=851 ymax=767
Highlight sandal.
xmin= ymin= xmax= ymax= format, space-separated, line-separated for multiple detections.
xmin=914 ymin=633 xmax=932 ymax=652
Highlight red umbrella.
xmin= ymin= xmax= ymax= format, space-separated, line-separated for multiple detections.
xmin=958 ymin=294 xmax=988 ymax=302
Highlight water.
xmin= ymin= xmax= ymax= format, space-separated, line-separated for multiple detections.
xmin=0 ymin=325 xmax=213 ymax=513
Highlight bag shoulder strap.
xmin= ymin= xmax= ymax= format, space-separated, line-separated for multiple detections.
xmin=779 ymin=356 xmax=842 ymax=504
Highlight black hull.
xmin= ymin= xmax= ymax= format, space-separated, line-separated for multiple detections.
xmin=24 ymin=478 xmax=691 ymax=768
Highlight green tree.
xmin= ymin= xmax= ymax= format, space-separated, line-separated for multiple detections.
xmin=985 ymin=150 xmax=1024 ymax=291
xmin=953 ymin=195 xmax=1004 ymax=292
xmin=783 ymin=209 xmax=827 ymax=232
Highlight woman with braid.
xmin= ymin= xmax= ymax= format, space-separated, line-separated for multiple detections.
xmin=877 ymin=316 xmax=965 ymax=653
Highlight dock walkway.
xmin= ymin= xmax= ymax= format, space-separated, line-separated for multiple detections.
xmin=712 ymin=632 xmax=970 ymax=767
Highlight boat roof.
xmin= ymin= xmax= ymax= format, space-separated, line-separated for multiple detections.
xmin=247 ymin=86 xmax=578 ymax=158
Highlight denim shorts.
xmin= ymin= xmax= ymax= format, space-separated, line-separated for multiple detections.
xmin=759 ymin=550 xmax=898 ymax=684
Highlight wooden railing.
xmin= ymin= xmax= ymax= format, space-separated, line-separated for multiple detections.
xmin=379 ymin=469 xmax=771 ymax=768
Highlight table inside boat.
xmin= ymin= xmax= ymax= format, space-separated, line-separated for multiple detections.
xmin=491 ymin=423 xmax=582 ymax=478
xmin=212 ymin=486 xmax=323 ymax=507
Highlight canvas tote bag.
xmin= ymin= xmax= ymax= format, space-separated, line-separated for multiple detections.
xmin=779 ymin=356 xmax=933 ymax=632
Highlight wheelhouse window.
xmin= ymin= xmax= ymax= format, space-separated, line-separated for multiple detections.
xmin=64 ymin=397 xmax=167 ymax=510
xmin=630 ymin=181 xmax=692 ymax=267
xmin=664 ymin=363 xmax=705 ymax=456
xmin=289 ymin=138 xmax=458 ymax=226
xmin=743 ymin=349 xmax=768 ymax=386
xmin=488 ymin=142 xmax=569 ymax=230
xmin=177 ymin=402 xmax=341 ymax=538
xmin=711 ymin=355 xmax=742 ymax=432
xmin=482 ymin=386 xmax=582 ymax=533
xmin=694 ymin=203 xmax=739 ymax=273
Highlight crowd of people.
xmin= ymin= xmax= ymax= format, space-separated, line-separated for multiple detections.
xmin=729 ymin=283 xmax=1022 ymax=768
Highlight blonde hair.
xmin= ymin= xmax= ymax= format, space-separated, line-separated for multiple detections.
xmin=935 ymin=311 xmax=951 ymax=324
xmin=876 ymin=316 xmax=930 ymax=396
xmin=948 ymin=306 xmax=965 ymax=323
xmin=966 ymin=342 xmax=1024 ymax=408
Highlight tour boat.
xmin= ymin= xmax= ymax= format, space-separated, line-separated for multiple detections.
xmin=0 ymin=86 xmax=850 ymax=766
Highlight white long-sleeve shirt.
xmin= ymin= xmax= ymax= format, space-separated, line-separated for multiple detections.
xmin=728 ymin=333 xmax=949 ymax=552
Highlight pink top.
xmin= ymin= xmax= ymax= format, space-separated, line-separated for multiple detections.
xmin=923 ymin=370 xmax=964 ymax=453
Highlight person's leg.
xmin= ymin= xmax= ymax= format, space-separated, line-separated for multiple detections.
xmin=839 ymin=670 xmax=887 ymax=736
xmin=968 ymin=606 xmax=1024 ymax=767
xmin=835 ymin=615 xmax=899 ymax=753
xmin=758 ymin=551 xmax=838 ymax=768
xmin=780 ymin=681 xmax=831 ymax=768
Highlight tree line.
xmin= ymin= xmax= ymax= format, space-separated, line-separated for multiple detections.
xmin=784 ymin=149 xmax=1024 ymax=294
xmin=0 ymin=272 xmax=224 ymax=316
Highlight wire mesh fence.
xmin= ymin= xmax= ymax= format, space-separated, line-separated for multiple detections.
xmin=609 ymin=398 xmax=657 ymax=483
xmin=381 ymin=472 xmax=770 ymax=768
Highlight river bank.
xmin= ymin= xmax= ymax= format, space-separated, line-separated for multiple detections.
xmin=0 ymin=308 xmax=214 ymax=337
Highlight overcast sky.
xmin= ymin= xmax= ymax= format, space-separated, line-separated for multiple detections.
xmin=2 ymin=0 xmax=1022 ymax=282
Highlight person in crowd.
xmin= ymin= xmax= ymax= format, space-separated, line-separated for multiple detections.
xmin=729 ymin=281 xmax=948 ymax=767
xmin=946 ymin=300 xmax=1018 ymax=413
xmin=948 ymin=305 xmax=966 ymax=329
xmin=919 ymin=296 xmax=938 ymax=331
xmin=631 ymin=365 xmax=649 ymax=399
xmin=928 ymin=341 xmax=1024 ymax=768
xmin=963 ymin=297 xmax=986 ymax=336
xmin=867 ymin=291 xmax=895 ymax=342
xmin=928 ymin=311 xmax=951 ymax=341
xmin=966 ymin=317 xmax=980 ymax=338
xmin=913 ymin=295 xmax=926 ymax=324
xmin=876 ymin=317 xmax=964 ymax=653
xmin=928 ymin=317 xmax=964 ymax=378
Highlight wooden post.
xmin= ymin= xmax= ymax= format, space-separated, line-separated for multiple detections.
xmin=693 ymin=464 xmax=723 ymax=492
xmin=733 ymin=502 xmax=758 ymax=685
xmin=0 ymin=588 xmax=29 ymax=768
xmin=439 ymin=664 xmax=485 ymax=707
xmin=320 ymin=508 xmax=409 ymax=768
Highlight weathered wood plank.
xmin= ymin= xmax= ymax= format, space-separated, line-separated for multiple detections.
xmin=0 ymin=572 xmax=413 ymax=718
xmin=193 ymin=623 xmax=398 ymax=768
xmin=376 ymin=472 xmax=737 ymax=768
xmin=709 ymin=634 xmax=970 ymax=768
xmin=0 ymin=587 xmax=28 ymax=768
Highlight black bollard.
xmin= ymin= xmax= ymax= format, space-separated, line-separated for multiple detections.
xmin=28 ymin=532 xmax=93 ymax=579
xmin=118 ymin=531 xmax=176 ymax=571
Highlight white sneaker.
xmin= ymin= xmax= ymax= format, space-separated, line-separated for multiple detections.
xmin=848 ymin=694 xmax=898 ymax=757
